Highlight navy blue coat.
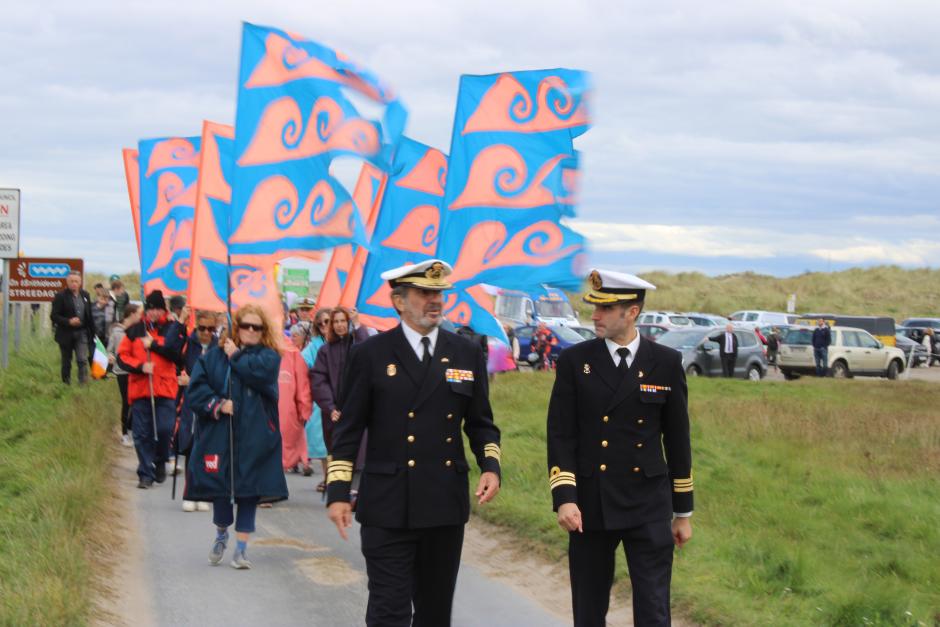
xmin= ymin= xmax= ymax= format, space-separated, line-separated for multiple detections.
xmin=176 ymin=331 xmax=218 ymax=454
xmin=184 ymin=344 xmax=288 ymax=503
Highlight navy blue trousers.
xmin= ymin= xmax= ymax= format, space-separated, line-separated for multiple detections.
xmin=213 ymin=497 xmax=260 ymax=533
xmin=131 ymin=397 xmax=175 ymax=481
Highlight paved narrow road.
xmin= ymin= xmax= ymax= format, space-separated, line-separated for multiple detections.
xmin=115 ymin=449 xmax=569 ymax=627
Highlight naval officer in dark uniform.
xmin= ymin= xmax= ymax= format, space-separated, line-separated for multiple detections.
xmin=547 ymin=269 xmax=693 ymax=627
xmin=326 ymin=259 xmax=502 ymax=627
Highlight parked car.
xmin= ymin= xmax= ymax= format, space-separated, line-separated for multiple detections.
xmin=777 ymin=326 xmax=906 ymax=380
xmin=637 ymin=323 xmax=671 ymax=342
xmin=637 ymin=311 xmax=694 ymax=327
xmin=568 ymin=326 xmax=597 ymax=340
xmin=685 ymin=313 xmax=730 ymax=327
xmin=894 ymin=332 xmax=928 ymax=367
xmin=728 ymin=310 xmax=792 ymax=329
xmin=657 ymin=328 xmax=767 ymax=380
xmin=514 ymin=324 xmax=586 ymax=365
xmin=900 ymin=317 xmax=940 ymax=331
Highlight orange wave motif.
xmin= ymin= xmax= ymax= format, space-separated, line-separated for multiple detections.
xmin=449 ymin=145 xmax=567 ymax=210
xmin=148 ymin=172 xmax=196 ymax=226
xmin=231 ymin=264 xmax=285 ymax=334
xmin=146 ymin=219 xmax=194 ymax=274
xmin=189 ymin=122 xmax=234 ymax=315
xmin=380 ymin=205 xmax=440 ymax=255
xmin=443 ymin=293 xmax=472 ymax=326
xmin=316 ymin=245 xmax=356 ymax=309
xmin=228 ymin=176 xmax=355 ymax=244
xmin=364 ymin=282 xmax=394 ymax=309
xmin=461 ymin=74 xmax=589 ymax=135
xmin=395 ymin=148 xmax=447 ymax=196
xmin=448 ymin=220 xmax=580 ymax=285
xmin=238 ymin=96 xmax=380 ymax=166
xmin=122 ymin=149 xmax=141 ymax=256
xmin=560 ymin=166 xmax=580 ymax=207
xmin=145 ymin=138 xmax=199 ymax=176
xmin=143 ymin=277 xmax=176 ymax=296
xmin=244 ymin=32 xmax=383 ymax=101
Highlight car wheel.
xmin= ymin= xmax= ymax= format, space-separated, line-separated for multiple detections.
xmin=746 ymin=364 xmax=762 ymax=381
xmin=831 ymin=360 xmax=849 ymax=379
xmin=782 ymin=370 xmax=799 ymax=380
xmin=886 ymin=360 xmax=901 ymax=380
xmin=686 ymin=364 xmax=701 ymax=377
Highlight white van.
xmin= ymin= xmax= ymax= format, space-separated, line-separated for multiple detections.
xmin=728 ymin=310 xmax=792 ymax=329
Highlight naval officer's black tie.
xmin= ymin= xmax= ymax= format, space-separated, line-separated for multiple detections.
xmin=617 ymin=347 xmax=630 ymax=373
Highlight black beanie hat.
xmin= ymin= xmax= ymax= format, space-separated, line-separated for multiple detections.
xmin=145 ymin=290 xmax=167 ymax=311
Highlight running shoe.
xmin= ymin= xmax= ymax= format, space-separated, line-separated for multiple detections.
xmin=231 ymin=549 xmax=252 ymax=570
xmin=208 ymin=532 xmax=228 ymax=565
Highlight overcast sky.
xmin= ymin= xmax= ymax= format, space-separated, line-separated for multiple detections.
xmin=2 ymin=1 xmax=939 ymax=278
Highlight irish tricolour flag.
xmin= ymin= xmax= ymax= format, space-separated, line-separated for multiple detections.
xmin=91 ymin=336 xmax=109 ymax=380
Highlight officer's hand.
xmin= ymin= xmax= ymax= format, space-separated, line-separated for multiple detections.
xmin=327 ymin=502 xmax=353 ymax=541
xmin=141 ymin=362 xmax=154 ymax=374
xmin=220 ymin=399 xmax=234 ymax=415
xmin=475 ymin=472 xmax=500 ymax=505
xmin=178 ymin=371 xmax=190 ymax=386
xmin=141 ymin=335 xmax=153 ymax=350
xmin=672 ymin=517 xmax=692 ymax=548
xmin=223 ymin=338 xmax=238 ymax=358
xmin=330 ymin=409 xmax=341 ymax=423
xmin=557 ymin=503 xmax=583 ymax=533
xmin=69 ymin=317 xmax=81 ymax=327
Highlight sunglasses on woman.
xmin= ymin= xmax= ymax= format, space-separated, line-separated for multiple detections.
xmin=238 ymin=322 xmax=265 ymax=332
xmin=196 ymin=325 xmax=214 ymax=332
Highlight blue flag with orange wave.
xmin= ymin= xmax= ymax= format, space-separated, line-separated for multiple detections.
xmin=351 ymin=137 xmax=509 ymax=343
xmin=138 ymin=136 xmax=201 ymax=296
xmin=229 ymin=22 xmax=406 ymax=258
xmin=438 ymin=70 xmax=591 ymax=293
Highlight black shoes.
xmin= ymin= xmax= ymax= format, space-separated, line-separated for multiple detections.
xmin=154 ymin=463 xmax=167 ymax=484
xmin=138 ymin=478 xmax=154 ymax=489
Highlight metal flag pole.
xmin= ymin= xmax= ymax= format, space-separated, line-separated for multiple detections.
xmin=225 ymin=186 xmax=235 ymax=507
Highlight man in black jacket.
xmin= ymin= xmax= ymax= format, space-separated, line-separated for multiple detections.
xmin=547 ymin=269 xmax=692 ymax=627
xmin=326 ymin=259 xmax=501 ymax=627
xmin=50 ymin=271 xmax=94 ymax=384
xmin=812 ymin=318 xmax=831 ymax=377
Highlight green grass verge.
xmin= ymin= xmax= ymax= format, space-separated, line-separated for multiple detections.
xmin=474 ymin=371 xmax=940 ymax=626
xmin=0 ymin=338 xmax=120 ymax=626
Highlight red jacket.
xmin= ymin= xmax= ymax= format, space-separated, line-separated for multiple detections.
xmin=117 ymin=314 xmax=182 ymax=403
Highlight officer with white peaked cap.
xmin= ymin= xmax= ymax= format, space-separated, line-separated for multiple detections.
xmin=327 ymin=258 xmax=502 ymax=626
xmin=547 ymin=268 xmax=693 ymax=627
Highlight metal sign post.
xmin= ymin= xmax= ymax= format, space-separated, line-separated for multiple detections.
xmin=0 ymin=189 xmax=21 ymax=370
xmin=1 ymin=259 xmax=8 ymax=368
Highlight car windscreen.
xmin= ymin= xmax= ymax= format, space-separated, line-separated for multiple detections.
xmin=657 ymin=330 xmax=707 ymax=350
xmin=536 ymin=300 xmax=575 ymax=319
xmin=668 ymin=315 xmax=691 ymax=325
xmin=781 ymin=327 xmax=814 ymax=345
xmin=550 ymin=326 xmax=586 ymax=343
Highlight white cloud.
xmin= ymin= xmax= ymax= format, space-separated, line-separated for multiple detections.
xmin=2 ymin=0 xmax=940 ymax=274
xmin=575 ymin=220 xmax=940 ymax=266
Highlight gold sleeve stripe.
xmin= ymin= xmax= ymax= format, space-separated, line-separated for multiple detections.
xmin=326 ymin=470 xmax=353 ymax=484
xmin=673 ymin=480 xmax=693 ymax=486
xmin=549 ymin=471 xmax=576 ymax=480
xmin=673 ymin=485 xmax=693 ymax=493
xmin=550 ymin=479 xmax=577 ymax=489
xmin=549 ymin=471 xmax=577 ymax=490
xmin=328 ymin=460 xmax=354 ymax=469
xmin=484 ymin=444 xmax=501 ymax=461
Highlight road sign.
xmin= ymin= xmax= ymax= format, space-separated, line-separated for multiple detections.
xmin=7 ymin=257 xmax=84 ymax=303
xmin=282 ymin=268 xmax=310 ymax=297
xmin=0 ymin=189 xmax=21 ymax=259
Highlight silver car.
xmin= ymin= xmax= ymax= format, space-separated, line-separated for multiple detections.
xmin=658 ymin=328 xmax=768 ymax=380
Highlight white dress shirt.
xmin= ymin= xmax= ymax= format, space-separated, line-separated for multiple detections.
xmin=401 ymin=323 xmax=439 ymax=360
xmin=724 ymin=331 xmax=734 ymax=353
xmin=605 ymin=331 xmax=642 ymax=368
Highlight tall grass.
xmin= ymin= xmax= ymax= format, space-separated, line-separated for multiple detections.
xmin=570 ymin=265 xmax=940 ymax=321
xmin=0 ymin=338 xmax=120 ymax=625
xmin=475 ymin=372 xmax=940 ymax=626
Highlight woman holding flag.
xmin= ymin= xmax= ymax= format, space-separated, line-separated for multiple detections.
xmin=185 ymin=304 xmax=286 ymax=570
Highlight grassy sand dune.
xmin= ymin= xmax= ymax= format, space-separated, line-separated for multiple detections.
xmin=478 ymin=372 xmax=940 ymax=626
